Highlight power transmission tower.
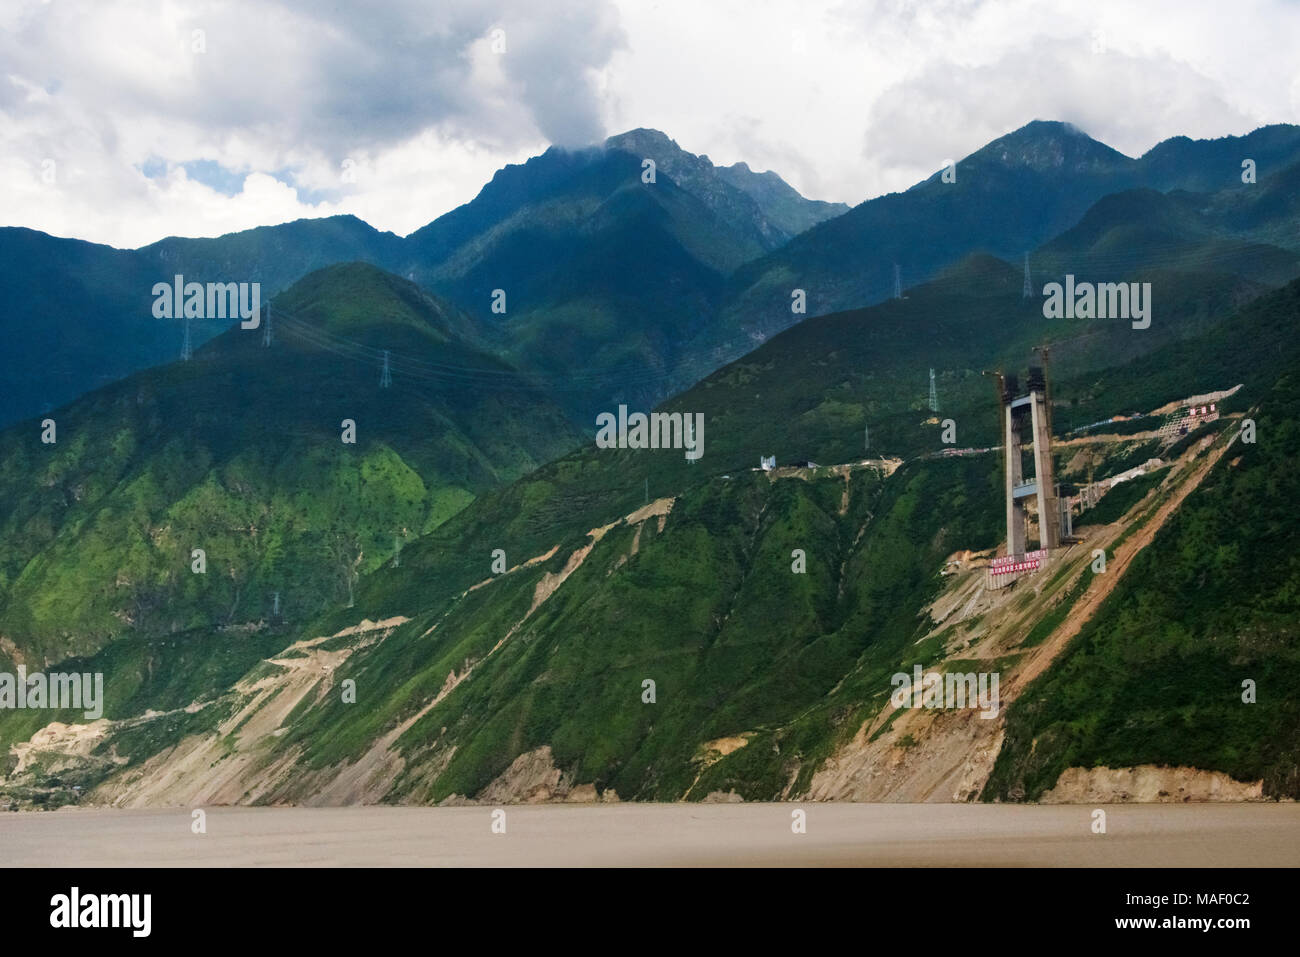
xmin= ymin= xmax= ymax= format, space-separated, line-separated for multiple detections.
xmin=272 ymin=591 xmax=281 ymax=618
xmin=928 ymin=368 xmax=939 ymax=413
xmin=392 ymin=535 xmax=402 ymax=568
xmin=181 ymin=317 xmax=192 ymax=361
xmin=1022 ymin=251 xmax=1032 ymax=299
xmin=380 ymin=349 xmax=392 ymax=388
xmin=262 ymin=303 xmax=274 ymax=346
xmin=893 ymin=263 xmax=902 ymax=300
xmin=864 ymin=424 xmax=869 ymax=451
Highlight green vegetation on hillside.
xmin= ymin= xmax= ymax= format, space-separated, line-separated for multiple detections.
xmin=0 ymin=264 xmax=578 ymax=664
xmin=985 ymin=370 xmax=1300 ymax=800
xmin=7 ymin=179 xmax=1300 ymax=808
xmin=269 ymin=454 xmax=1002 ymax=802
xmin=1077 ymin=467 xmax=1168 ymax=526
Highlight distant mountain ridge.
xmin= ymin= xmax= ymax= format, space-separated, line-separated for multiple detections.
xmin=0 ymin=128 xmax=845 ymax=426
xmin=714 ymin=120 xmax=1300 ymax=354
xmin=5 ymin=120 xmax=1300 ymax=428
xmin=4 ymin=151 xmax=1300 ymax=807
xmin=603 ymin=128 xmax=849 ymax=249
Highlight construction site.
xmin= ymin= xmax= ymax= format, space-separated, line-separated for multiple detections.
xmin=804 ymin=356 xmax=1248 ymax=804
xmin=979 ymin=349 xmax=1235 ymax=590
xmin=986 ymin=355 xmax=1067 ymax=588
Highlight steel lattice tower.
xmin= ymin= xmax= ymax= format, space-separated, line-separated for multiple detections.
xmin=380 ymin=349 xmax=392 ymax=388
xmin=928 ymin=368 xmax=938 ymax=412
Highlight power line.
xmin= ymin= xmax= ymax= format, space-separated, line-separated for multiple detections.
xmin=247 ymin=228 xmax=1290 ymax=396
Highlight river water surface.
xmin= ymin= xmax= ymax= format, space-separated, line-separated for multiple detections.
xmin=2 ymin=803 xmax=1297 ymax=866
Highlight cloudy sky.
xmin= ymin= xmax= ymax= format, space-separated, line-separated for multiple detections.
xmin=4 ymin=0 xmax=1299 ymax=249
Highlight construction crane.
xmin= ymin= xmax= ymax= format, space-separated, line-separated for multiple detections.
xmin=982 ymin=369 xmax=1005 ymax=440
xmin=982 ymin=368 xmax=1007 ymax=407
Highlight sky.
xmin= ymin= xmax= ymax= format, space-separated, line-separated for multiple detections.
xmin=3 ymin=0 xmax=1299 ymax=249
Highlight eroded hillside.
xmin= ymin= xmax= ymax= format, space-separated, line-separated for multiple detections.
xmin=7 ymin=385 xmax=1287 ymax=807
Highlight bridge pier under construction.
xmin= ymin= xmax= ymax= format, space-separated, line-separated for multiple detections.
xmin=987 ymin=357 xmax=1075 ymax=588
xmin=1001 ymin=365 xmax=1059 ymax=556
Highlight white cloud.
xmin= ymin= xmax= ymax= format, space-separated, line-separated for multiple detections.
xmin=2 ymin=0 xmax=1298 ymax=247
xmin=602 ymin=0 xmax=1300 ymax=202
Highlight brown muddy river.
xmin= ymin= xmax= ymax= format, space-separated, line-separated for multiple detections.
xmin=2 ymin=803 xmax=1298 ymax=866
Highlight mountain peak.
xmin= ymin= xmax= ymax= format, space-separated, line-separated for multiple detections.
xmin=271 ymin=261 xmax=477 ymax=346
xmin=602 ymin=128 xmax=699 ymax=177
xmin=971 ymin=119 xmax=1129 ymax=173
xmin=604 ymin=128 xmax=683 ymax=156
xmin=602 ymin=127 xmax=848 ymax=238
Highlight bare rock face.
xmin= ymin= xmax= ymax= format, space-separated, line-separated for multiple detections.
xmin=565 ymin=784 xmax=599 ymax=804
xmin=477 ymin=746 xmax=572 ymax=804
xmin=1039 ymin=765 xmax=1265 ymax=803
xmin=701 ymin=790 xmax=744 ymax=804
xmin=473 ymin=747 xmax=621 ymax=805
